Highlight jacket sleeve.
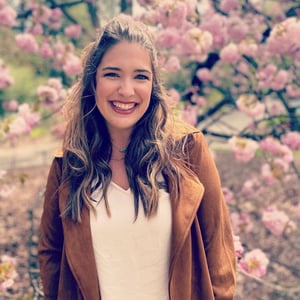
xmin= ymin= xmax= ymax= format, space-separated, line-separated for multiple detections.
xmin=38 ymin=157 xmax=64 ymax=300
xmin=189 ymin=131 xmax=236 ymax=300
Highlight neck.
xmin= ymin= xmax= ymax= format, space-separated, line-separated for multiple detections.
xmin=110 ymin=136 xmax=130 ymax=155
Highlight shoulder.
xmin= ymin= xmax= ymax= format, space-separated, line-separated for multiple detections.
xmin=168 ymin=118 xmax=205 ymax=143
xmin=54 ymin=148 xmax=63 ymax=158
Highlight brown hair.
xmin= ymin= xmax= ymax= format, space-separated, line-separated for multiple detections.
xmin=62 ymin=15 xmax=187 ymax=222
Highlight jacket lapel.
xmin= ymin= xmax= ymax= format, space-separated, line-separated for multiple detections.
xmin=59 ymin=183 xmax=100 ymax=299
xmin=168 ymin=173 xmax=205 ymax=274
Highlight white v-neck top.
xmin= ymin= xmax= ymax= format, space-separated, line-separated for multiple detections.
xmin=90 ymin=181 xmax=172 ymax=300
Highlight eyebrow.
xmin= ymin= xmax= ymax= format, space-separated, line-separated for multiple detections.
xmin=101 ymin=66 xmax=152 ymax=74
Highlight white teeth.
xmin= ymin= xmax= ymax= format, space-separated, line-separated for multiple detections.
xmin=112 ymin=102 xmax=135 ymax=110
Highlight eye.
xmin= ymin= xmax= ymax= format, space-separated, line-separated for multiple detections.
xmin=103 ymin=72 xmax=119 ymax=78
xmin=135 ymin=74 xmax=150 ymax=80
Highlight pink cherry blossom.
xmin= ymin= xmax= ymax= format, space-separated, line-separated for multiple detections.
xmin=48 ymin=78 xmax=64 ymax=91
xmin=191 ymin=95 xmax=207 ymax=106
xmin=262 ymin=205 xmax=290 ymax=236
xmin=49 ymin=7 xmax=63 ymax=22
xmin=220 ymin=0 xmax=240 ymax=13
xmin=236 ymin=94 xmax=265 ymax=118
xmin=231 ymin=212 xmax=253 ymax=234
xmin=0 ymin=5 xmax=17 ymax=27
xmin=28 ymin=23 xmax=44 ymax=35
xmin=260 ymin=136 xmax=293 ymax=164
xmin=26 ymin=1 xmax=39 ymax=9
xmin=0 ymin=0 xmax=6 ymax=9
xmin=236 ymin=61 xmax=249 ymax=74
xmin=267 ymin=17 xmax=300 ymax=57
xmin=238 ymin=39 xmax=258 ymax=57
xmin=7 ymin=116 xmax=31 ymax=137
xmin=64 ymin=24 xmax=82 ymax=39
xmin=242 ymin=178 xmax=261 ymax=196
xmin=39 ymin=40 xmax=54 ymax=59
xmin=37 ymin=78 xmax=66 ymax=110
xmin=137 ymin=0 xmax=156 ymax=8
xmin=0 ymin=255 xmax=18 ymax=292
xmin=239 ymin=249 xmax=269 ymax=277
xmin=260 ymin=136 xmax=283 ymax=154
xmin=53 ymin=40 xmax=67 ymax=56
xmin=37 ymin=86 xmax=59 ymax=104
xmin=46 ymin=7 xmax=62 ymax=30
xmin=233 ymin=234 xmax=244 ymax=259
xmin=156 ymin=28 xmax=182 ymax=49
xmin=227 ymin=16 xmax=249 ymax=42
xmin=181 ymin=28 xmax=213 ymax=57
xmin=49 ymin=20 xmax=62 ymax=31
xmin=228 ymin=136 xmax=259 ymax=162
xmin=200 ymin=13 xmax=229 ymax=48
xmin=62 ymin=53 xmax=82 ymax=76
xmin=158 ymin=1 xmax=187 ymax=28
xmin=222 ymin=187 xmax=234 ymax=203
xmin=15 ymin=33 xmax=39 ymax=53
xmin=2 ymin=99 xmax=18 ymax=112
xmin=220 ymin=43 xmax=240 ymax=63
xmin=261 ymin=158 xmax=290 ymax=183
xmin=286 ymin=85 xmax=300 ymax=98
xmin=279 ymin=145 xmax=294 ymax=164
xmin=196 ymin=68 xmax=212 ymax=82
xmin=7 ymin=103 xmax=40 ymax=138
xmin=52 ymin=41 xmax=76 ymax=70
xmin=182 ymin=0 xmax=198 ymax=16
xmin=164 ymin=55 xmax=181 ymax=72
xmin=266 ymin=100 xmax=285 ymax=116
xmin=18 ymin=103 xmax=40 ymax=127
xmin=257 ymin=64 xmax=277 ymax=88
xmin=32 ymin=5 xmax=52 ymax=24
xmin=281 ymin=131 xmax=300 ymax=151
xmin=269 ymin=69 xmax=289 ymax=91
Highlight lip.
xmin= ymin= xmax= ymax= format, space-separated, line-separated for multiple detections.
xmin=110 ymin=101 xmax=137 ymax=114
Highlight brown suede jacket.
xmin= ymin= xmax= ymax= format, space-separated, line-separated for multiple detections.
xmin=38 ymin=126 xmax=236 ymax=300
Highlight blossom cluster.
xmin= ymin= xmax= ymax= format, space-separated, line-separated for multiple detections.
xmin=0 ymin=1 xmax=17 ymax=27
xmin=0 ymin=2 xmax=82 ymax=77
xmin=0 ymin=255 xmax=17 ymax=292
xmin=239 ymin=248 xmax=269 ymax=277
xmin=37 ymin=78 xmax=67 ymax=111
xmin=134 ymin=0 xmax=300 ymax=285
xmin=3 ymin=103 xmax=40 ymax=139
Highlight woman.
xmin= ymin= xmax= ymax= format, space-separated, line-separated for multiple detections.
xmin=38 ymin=15 xmax=236 ymax=300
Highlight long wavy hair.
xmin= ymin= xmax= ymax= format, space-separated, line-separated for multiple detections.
xmin=62 ymin=15 xmax=190 ymax=222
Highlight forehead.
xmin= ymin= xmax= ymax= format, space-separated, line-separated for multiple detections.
xmin=99 ymin=41 xmax=152 ymax=70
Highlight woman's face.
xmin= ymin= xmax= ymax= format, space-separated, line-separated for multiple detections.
xmin=95 ymin=41 xmax=153 ymax=136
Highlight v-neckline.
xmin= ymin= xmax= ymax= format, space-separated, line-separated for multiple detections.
xmin=110 ymin=181 xmax=131 ymax=193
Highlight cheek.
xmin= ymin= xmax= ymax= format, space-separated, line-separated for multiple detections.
xmin=141 ymin=84 xmax=153 ymax=101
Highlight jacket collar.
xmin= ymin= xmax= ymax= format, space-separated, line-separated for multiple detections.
xmin=60 ymin=174 xmax=204 ymax=298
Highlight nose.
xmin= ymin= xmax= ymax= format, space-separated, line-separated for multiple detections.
xmin=118 ymin=78 xmax=135 ymax=97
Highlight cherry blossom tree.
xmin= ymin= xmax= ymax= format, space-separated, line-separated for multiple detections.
xmin=135 ymin=0 xmax=300 ymax=297
xmin=1 ymin=0 xmax=300 ymax=297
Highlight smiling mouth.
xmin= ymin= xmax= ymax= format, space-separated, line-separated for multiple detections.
xmin=112 ymin=101 xmax=136 ymax=111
